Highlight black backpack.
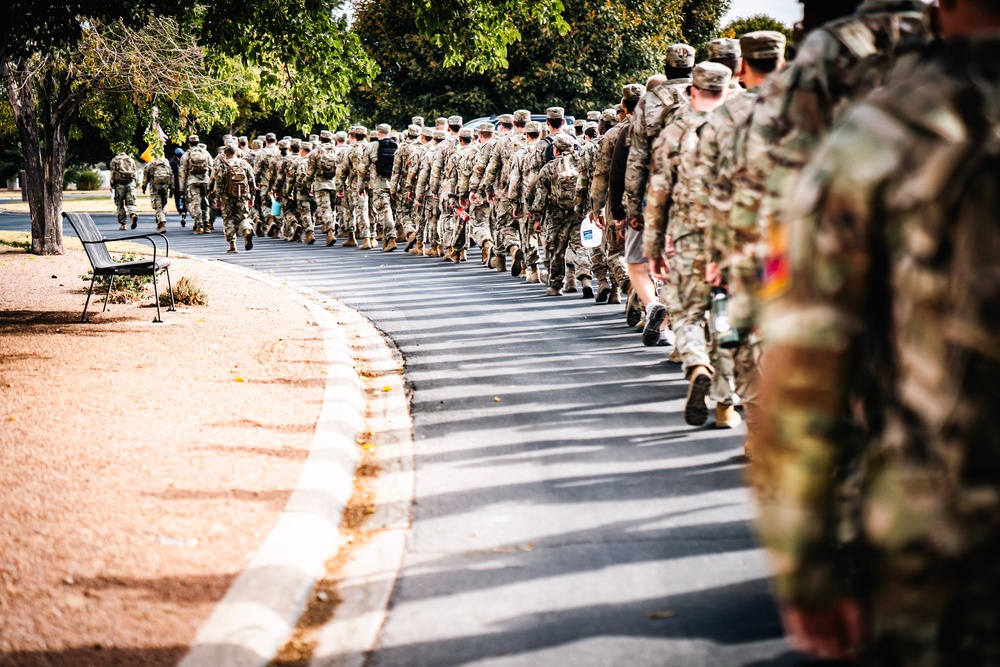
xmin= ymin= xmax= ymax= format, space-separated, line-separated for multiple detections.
xmin=376 ymin=138 xmax=398 ymax=177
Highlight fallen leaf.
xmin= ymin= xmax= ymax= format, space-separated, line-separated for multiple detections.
xmin=234 ymin=377 xmax=246 ymax=383
xmin=362 ymin=443 xmax=375 ymax=451
xmin=648 ymin=610 xmax=675 ymax=620
xmin=494 ymin=397 xmax=502 ymax=402
xmin=382 ymin=385 xmax=392 ymax=393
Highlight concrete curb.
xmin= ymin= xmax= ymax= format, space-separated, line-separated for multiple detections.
xmin=178 ymin=264 xmax=369 ymax=667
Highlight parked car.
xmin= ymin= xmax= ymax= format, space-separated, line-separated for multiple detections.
xmin=462 ymin=114 xmax=576 ymax=131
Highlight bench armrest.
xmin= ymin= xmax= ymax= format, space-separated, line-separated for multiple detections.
xmin=109 ymin=233 xmax=170 ymax=261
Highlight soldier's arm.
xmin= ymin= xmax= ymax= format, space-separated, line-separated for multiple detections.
xmin=429 ymin=147 xmax=447 ymax=193
xmin=178 ymin=155 xmax=188 ymax=186
xmin=480 ymin=144 xmax=503 ymax=197
xmin=624 ymin=117 xmax=650 ymax=220
xmin=389 ymin=148 xmax=404 ymax=195
xmin=608 ymin=129 xmax=630 ymax=222
xmin=529 ymin=167 xmax=548 ymax=215
xmin=245 ymin=163 xmax=257 ymax=194
xmin=641 ymin=133 xmax=674 ymax=259
xmin=506 ymin=155 xmax=522 ymax=204
xmin=574 ymin=151 xmax=592 ymax=215
xmin=469 ymin=145 xmax=489 ymax=193
xmin=753 ymin=106 xmax=891 ymax=609
xmin=590 ymin=132 xmax=615 ymax=216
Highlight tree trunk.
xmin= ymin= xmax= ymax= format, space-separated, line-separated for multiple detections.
xmin=2 ymin=57 xmax=65 ymax=254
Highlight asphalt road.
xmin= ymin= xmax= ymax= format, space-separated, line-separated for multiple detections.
xmin=3 ymin=213 xmax=808 ymax=667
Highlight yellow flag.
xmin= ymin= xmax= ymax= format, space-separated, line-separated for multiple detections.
xmin=139 ymin=144 xmax=155 ymax=162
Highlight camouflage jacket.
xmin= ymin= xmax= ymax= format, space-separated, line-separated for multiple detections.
xmin=389 ymin=138 xmax=415 ymax=197
xmin=429 ymin=136 xmax=457 ymax=195
xmin=295 ymin=155 xmax=314 ymax=202
xmin=754 ymin=35 xmax=1000 ymax=614
xmin=589 ymin=123 xmax=626 ymax=217
xmin=479 ymin=131 xmax=523 ymax=200
xmin=441 ymin=142 xmax=470 ymax=203
xmin=334 ymin=143 xmax=355 ymax=193
xmin=307 ymin=143 xmax=339 ymax=191
xmin=505 ymin=140 xmax=537 ymax=212
xmin=457 ymin=142 xmax=483 ymax=202
xmin=625 ymin=80 xmax=690 ymax=220
xmin=141 ymin=157 xmax=172 ymax=191
xmin=414 ymin=142 xmax=440 ymax=203
xmin=468 ymin=136 xmax=498 ymax=194
xmin=211 ymin=156 xmax=255 ymax=203
xmin=574 ymin=139 xmax=600 ymax=217
xmin=179 ymin=147 xmax=213 ymax=187
xmin=262 ymin=150 xmax=286 ymax=193
xmin=403 ymin=142 xmax=428 ymax=195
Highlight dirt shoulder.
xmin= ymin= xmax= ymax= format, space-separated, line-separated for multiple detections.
xmin=0 ymin=240 xmax=325 ymax=665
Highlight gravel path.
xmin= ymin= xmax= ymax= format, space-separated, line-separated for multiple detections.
xmin=0 ymin=244 xmax=325 ymax=665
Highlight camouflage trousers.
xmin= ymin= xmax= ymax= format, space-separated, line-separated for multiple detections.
xmin=422 ymin=198 xmax=440 ymax=247
xmin=114 ymin=184 xmax=137 ymax=225
xmin=544 ymin=211 xmax=577 ymax=290
xmin=370 ymin=185 xmax=395 ymax=241
xmin=148 ymin=186 xmax=170 ymax=225
xmin=354 ymin=189 xmax=372 ymax=239
xmin=259 ymin=180 xmax=274 ymax=227
xmin=296 ymin=195 xmax=315 ymax=238
xmin=670 ymin=233 xmax=736 ymax=405
xmin=315 ymin=189 xmax=337 ymax=233
xmin=492 ymin=199 xmax=520 ymax=258
xmin=280 ymin=198 xmax=298 ymax=238
xmin=566 ymin=221 xmax=593 ymax=280
xmin=604 ymin=217 xmax=628 ymax=288
xmin=221 ymin=197 xmax=253 ymax=242
xmin=439 ymin=203 xmax=460 ymax=250
xmin=520 ymin=216 xmax=541 ymax=267
xmin=395 ymin=194 xmax=416 ymax=238
xmin=469 ymin=202 xmax=492 ymax=248
xmin=185 ymin=183 xmax=210 ymax=231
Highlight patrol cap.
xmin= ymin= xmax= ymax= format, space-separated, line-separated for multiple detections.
xmin=708 ymin=38 xmax=741 ymax=60
xmin=458 ymin=128 xmax=473 ymax=140
xmin=546 ymin=107 xmax=564 ymax=120
xmin=585 ymin=121 xmax=599 ymax=132
xmin=447 ymin=115 xmax=463 ymax=126
xmin=524 ymin=121 xmax=542 ymax=134
xmin=300 ymin=141 xmax=313 ymax=151
xmin=622 ymin=83 xmax=645 ymax=101
xmin=354 ymin=125 xmax=367 ymax=137
xmin=692 ymin=61 xmax=732 ymax=92
xmin=377 ymin=123 xmax=392 ymax=134
xmin=197 ymin=143 xmax=207 ymax=150
xmin=412 ymin=116 xmax=424 ymax=126
xmin=239 ymin=135 xmax=249 ymax=145
xmin=309 ymin=134 xmax=318 ymax=143
xmin=586 ymin=110 xmax=601 ymax=122
xmin=433 ymin=129 xmax=447 ymax=140
xmin=282 ymin=135 xmax=292 ymax=142
xmin=740 ymin=31 xmax=786 ymax=59
xmin=665 ymin=43 xmax=696 ymax=68
xmin=278 ymin=139 xmax=290 ymax=148
xmin=289 ymin=139 xmax=301 ymax=149
xmin=251 ymin=139 xmax=263 ymax=147
xmin=369 ymin=130 xmax=378 ymax=140
xmin=601 ymin=109 xmax=618 ymax=125
xmin=320 ymin=130 xmax=334 ymax=140
xmin=335 ymin=131 xmax=348 ymax=141
xmin=552 ymin=133 xmax=574 ymax=152
xmin=407 ymin=124 xmax=421 ymax=137
xmin=513 ymin=110 xmax=531 ymax=124
xmin=435 ymin=117 xmax=448 ymax=127
xmin=497 ymin=114 xmax=514 ymax=124
xmin=265 ymin=132 xmax=277 ymax=141
xmin=188 ymin=134 xmax=200 ymax=143
xmin=421 ymin=127 xmax=435 ymax=138
xmin=478 ymin=122 xmax=495 ymax=134
xmin=614 ymin=103 xmax=624 ymax=114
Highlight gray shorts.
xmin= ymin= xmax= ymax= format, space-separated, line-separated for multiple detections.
xmin=624 ymin=225 xmax=645 ymax=265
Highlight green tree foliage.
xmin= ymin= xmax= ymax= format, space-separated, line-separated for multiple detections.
xmin=349 ymin=0 xmax=699 ymax=129
xmin=681 ymin=0 xmax=733 ymax=47
xmin=719 ymin=14 xmax=794 ymax=59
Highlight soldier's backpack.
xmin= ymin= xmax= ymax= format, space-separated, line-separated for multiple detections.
xmin=551 ymin=154 xmax=579 ymax=211
xmin=226 ymin=161 xmax=249 ymax=198
xmin=188 ymin=147 xmax=210 ymax=176
xmin=111 ymin=156 xmax=136 ymax=184
xmin=376 ymin=138 xmax=398 ymax=178
xmin=319 ymin=145 xmax=339 ymax=179
xmin=150 ymin=160 xmax=172 ymax=188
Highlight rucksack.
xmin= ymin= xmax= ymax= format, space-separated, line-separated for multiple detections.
xmin=376 ymin=138 xmax=398 ymax=177
xmin=551 ymin=154 xmax=579 ymax=210
xmin=150 ymin=160 xmax=172 ymax=188
xmin=226 ymin=161 xmax=249 ymax=198
xmin=319 ymin=144 xmax=339 ymax=178
xmin=112 ymin=156 xmax=136 ymax=183
xmin=188 ymin=148 xmax=210 ymax=176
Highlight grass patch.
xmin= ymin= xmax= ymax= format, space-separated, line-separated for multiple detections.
xmin=80 ymin=252 xmax=153 ymax=304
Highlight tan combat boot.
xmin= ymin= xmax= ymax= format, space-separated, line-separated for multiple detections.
xmin=360 ymin=237 xmax=374 ymax=250
xmin=442 ymin=247 xmax=454 ymax=261
xmin=495 ymin=253 xmax=507 ymax=272
xmin=244 ymin=230 xmax=254 ymax=251
xmin=684 ymin=366 xmax=712 ymax=427
xmin=304 ymin=230 xmax=315 ymax=245
xmin=564 ymin=266 xmax=578 ymax=293
xmin=609 ymin=286 xmax=622 ymax=305
xmin=410 ymin=241 xmax=424 ymax=255
xmin=580 ymin=276 xmax=594 ymax=299
xmin=481 ymin=240 xmax=493 ymax=265
xmin=526 ymin=265 xmax=540 ymax=284
xmin=458 ymin=249 xmax=467 ymax=263
xmin=715 ymin=404 xmax=742 ymax=429
xmin=226 ymin=240 xmax=237 ymax=253
xmin=383 ymin=237 xmax=397 ymax=252
xmin=405 ymin=231 xmax=418 ymax=251
xmin=156 ymin=221 xmax=166 ymax=234
xmin=596 ymin=279 xmax=611 ymax=303
xmin=326 ymin=230 xmax=337 ymax=247
xmin=343 ymin=231 xmax=358 ymax=247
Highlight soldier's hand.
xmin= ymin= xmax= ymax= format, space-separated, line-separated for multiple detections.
xmin=648 ymin=257 xmax=669 ymax=281
xmin=595 ymin=212 xmax=606 ymax=230
xmin=781 ymin=601 xmax=864 ymax=661
xmin=513 ymin=207 xmax=522 ymax=218
xmin=533 ymin=220 xmax=542 ymax=234
xmin=408 ymin=192 xmax=414 ymax=202
xmin=706 ymin=262 xmax=722 ymax=287
xmin=665 ymin=234 xmax=675 ymax=258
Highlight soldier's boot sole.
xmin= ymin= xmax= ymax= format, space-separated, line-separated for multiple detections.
xmin=581 ymin=278 xmax=594 ymax=300
xmin=266 ymin=223 xmax=278 ymax=238
xmin=684 ymin=367 xmax=712 ymax=427
xmin=625 ymin=291 xmax=643 ymax=327
xmin=304 ymin=232 xmax=315 ymax=245
xmin=642 ymin=303 xmax=668 ymax=347
xmin=511 ymin=248 xmax=524 ymax=277
xmin=596 ymin=282 xmax=611 ymax=303
xmin=404 ymin=231 xmax=418 ymax=252
xmin=244 ymin=231 xmax=254 ymax=251
xmin=130 ymin=214 xmax=138 ymax=229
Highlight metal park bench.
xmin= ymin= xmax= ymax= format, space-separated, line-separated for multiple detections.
xmin=62 ymin=212 xmax=176 ymax=323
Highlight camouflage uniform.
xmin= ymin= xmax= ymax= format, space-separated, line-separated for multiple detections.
xmin=732 ymin=0 xmax=931 ymax=332
xmin=255 ymin=137 xmax=280 ymax=232
xmin=390 ymin=125 xmax=421 ymax=242
xmin=403 ymin=129 xmax=433 ymax=252
xmin=442 ymin=128 xmax=476 ymax=255
xmin=368 ymin=124 xmax=398 ymax=246
xmin=479 ymin=110 xmax=530 ymax=266
xmin=355 ymin=133 xmax=376 ymax=243
xmin=294 ymin=142 xmax=316 ymax=243
xmin=212 ymin=153 xmax=255 ymax=246
xmin=589 ymin=111 xmax=629 ymax=294
xmin=506 ymin=129 xmax=540 ymax=274
xmin=429 ymin=117 xmax=462 ymax=253
xmin=179 ymin=140 xmax=213 ymax=233
xmin=467 ymin=123 xmax=499 ymax=255
xmin=334 ymin=133 xmax=359 ymax=243
xmin=576 ymin=117 xmax=613 ymax=298
xmin=141 ymin=156 xmax=172 ymax=230
xmin=754 ymin=33 xmax=1000 ymax=665
xmin=415 ymin=131 xmax=443 ymax=254
xmin=276 ymin=140 xmax=301 ymax=240
xmin=109 ymin=153 xmax=138 ymax=228
xmin=309 ymin=131 xmax=340 ymax=244
xmin=530 ymin=134 xmax=580 ymax=295
xmin=624 ymin=44 xmax=695 ymax=224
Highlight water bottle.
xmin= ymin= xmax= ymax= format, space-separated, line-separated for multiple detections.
xmin=271 ymin=200 xmax=281 ymax=216
xmin=580 ymin=215 xmax=602 ymax=249
xmin=711 ymin=288 xmax=741 ymax=349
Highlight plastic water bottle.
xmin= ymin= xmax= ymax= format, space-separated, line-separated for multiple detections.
xmin=271 ymin=200 xmax=282 ymax=216
xmin=580 ymin=216 xmax=602 ymax=249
